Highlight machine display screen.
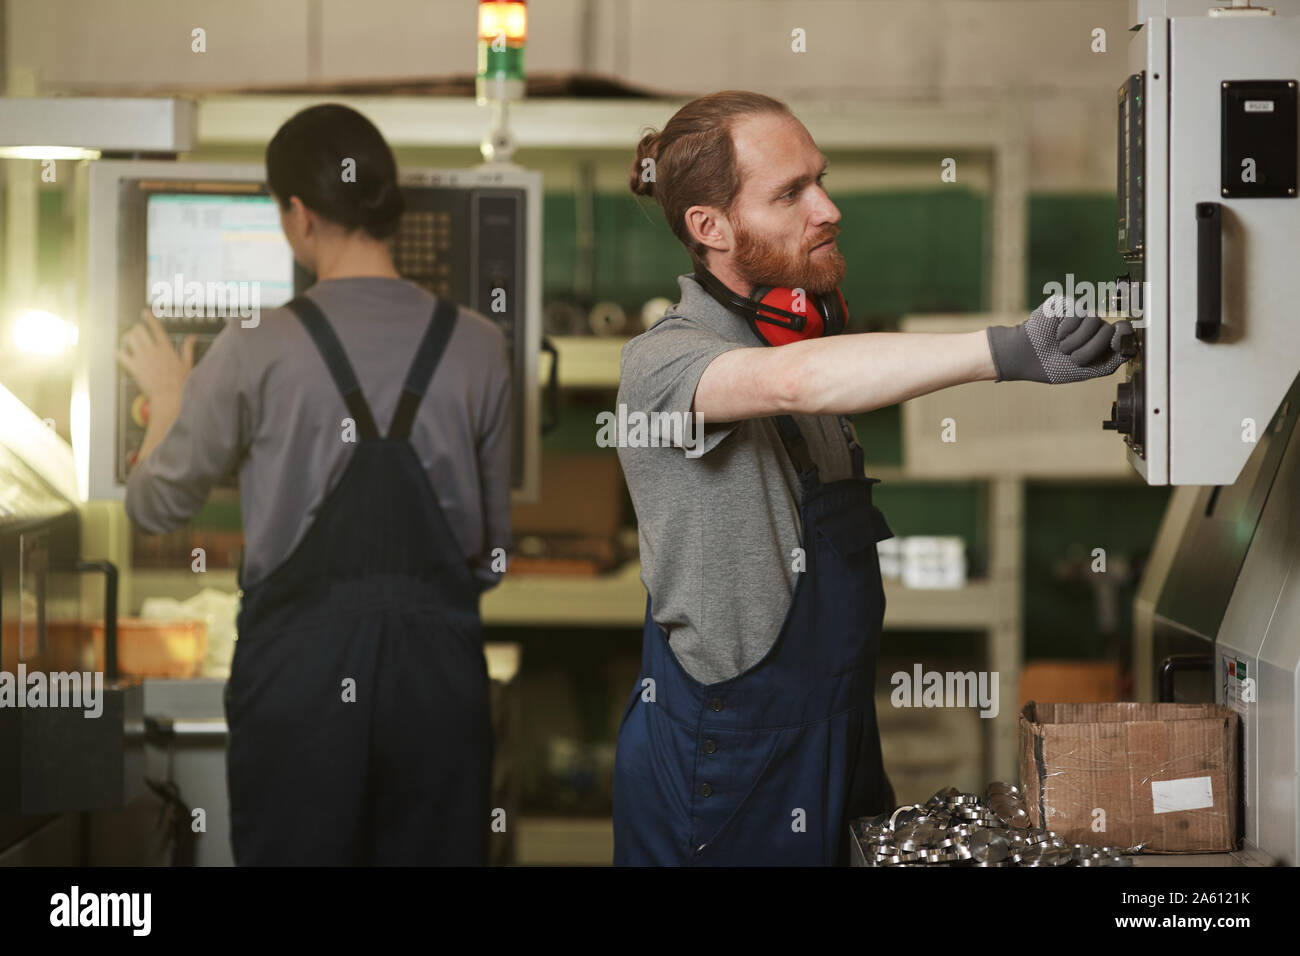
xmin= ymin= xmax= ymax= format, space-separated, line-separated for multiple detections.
xmin=145 ymin=193 xmax=295 ymax=313
xmin=104 ymin=171 xmax=535 ymax=497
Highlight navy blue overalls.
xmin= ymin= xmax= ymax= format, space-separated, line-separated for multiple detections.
xmin=224 ymin=295 xmax=492 ymax=865
xmin=613 ymin=415 xmax=896 ymax=865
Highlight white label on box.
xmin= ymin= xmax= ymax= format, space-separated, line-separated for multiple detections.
xmin=1151 ymin=776 xmax=1214 ymax=814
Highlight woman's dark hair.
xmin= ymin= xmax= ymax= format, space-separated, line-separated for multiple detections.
xmin=266 ymin=104 xmax=405 ymax=240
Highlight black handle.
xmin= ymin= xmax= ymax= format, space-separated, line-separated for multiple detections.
xmin=1158 ymin=653 xmax=1212 ymax=703
xmin=54 ymin=560 xmax=119 ymax=682
xmin=1196 ymin=202 xmax=1222 ymax=342
xmin=541 ymin=336 xmax=560 ymax=435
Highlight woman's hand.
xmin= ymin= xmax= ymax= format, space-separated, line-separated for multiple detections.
xmin=116 ymin=313 xmax=196 ymax=463
xmin=116 ymin=312 xmax=196 ymax=413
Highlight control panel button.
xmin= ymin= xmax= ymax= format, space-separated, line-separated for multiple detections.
xmin=130 ymin=394 xmax=150 ymax=427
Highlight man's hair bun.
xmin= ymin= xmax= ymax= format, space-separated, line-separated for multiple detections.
xmin=625 ymin=91 xmax=791 ymax=263
xmin=629 ymin=130 xmax=659 ymax=198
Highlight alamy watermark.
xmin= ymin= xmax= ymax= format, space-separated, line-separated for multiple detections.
xmin=0 ymin=665 xmax=104 ymax=718
xmin=150 ymin=274 xmax=263 ymax=328
xmin=50 ymin=886 xmax=150 ymax=936
xmin=1042 ymin=273 xmax=1148 ymax=319
xmin=595 ymin=403 xmax=705 ymax=457
xmin=890 ymin=664 xmax=999 ymax=719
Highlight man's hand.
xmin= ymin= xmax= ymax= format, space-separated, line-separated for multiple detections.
xmin=986 ymin=294 xmax=1133 ymax=384
xmin=116 ymin=313 xmax=195 ymax=462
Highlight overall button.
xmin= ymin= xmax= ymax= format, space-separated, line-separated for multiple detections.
xmin=699 ymin=782 xmax=713 ymax=798
xmin=702 ymin=738 xmax=718 ymax=754
xmin=708 ymin=698 xmax=724 ymax=712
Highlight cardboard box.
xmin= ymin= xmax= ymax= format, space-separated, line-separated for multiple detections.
xmin=1019 ymin=701 xmax=1239 ymax=853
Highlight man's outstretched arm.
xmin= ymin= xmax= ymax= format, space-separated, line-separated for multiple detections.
xmin=693 ymin=293 xmax=1131 ymax=421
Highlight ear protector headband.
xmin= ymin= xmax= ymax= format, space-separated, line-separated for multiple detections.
xmin=692 ymin=264 xmax=848 ymax=347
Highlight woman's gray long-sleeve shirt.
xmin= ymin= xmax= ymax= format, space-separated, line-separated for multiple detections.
xmin=125 ymin=276 xmax=513 ymax=591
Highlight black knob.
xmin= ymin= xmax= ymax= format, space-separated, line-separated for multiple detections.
xmin=1115 ymin=330 xmax=1139 ymax=359
xmin=1103 ymin=382 xmax=1135 ymax=436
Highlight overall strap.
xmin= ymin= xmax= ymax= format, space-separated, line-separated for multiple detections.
xmin=837 ymin=415 xmax=866 ymax=477
xmin=285 ymin=295 xmax=380 ymax=441
xmin=387 ymin=298 xmax=460 ymax=441
xmin=774 ymin=414 xmax=819 ymax=482
xmin=775 ymin=414 xmax=866 ymax=483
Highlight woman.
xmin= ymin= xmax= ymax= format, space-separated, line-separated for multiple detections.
xmin=118 ymin=104 xmax=512 ymax=865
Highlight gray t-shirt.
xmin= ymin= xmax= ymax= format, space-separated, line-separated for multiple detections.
xmin=126 ymin=276 xmax=512 ymax=591
xmin=617 ymin=273 xmax=862 ymax=684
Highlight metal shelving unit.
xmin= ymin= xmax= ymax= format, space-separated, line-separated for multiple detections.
xmin=196 ymin=95 xmax=1028 ymax=316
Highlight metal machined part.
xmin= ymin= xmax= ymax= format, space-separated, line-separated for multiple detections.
xmin=1019 ymin=844 xmax=1045 ymax=866
xmin=889 ymin=804 xmax=925 ymax=830
xmin=852 ymin=782 xmax=1138 ymax=868
xmin=969 ymin=829 xmax=1009 ymax=863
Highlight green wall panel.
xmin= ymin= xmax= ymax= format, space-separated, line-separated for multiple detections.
xmin=1026 ymin=194 xmax=1129 ymax=311
xmin=543 ymin=188 xmax=988 ymax=329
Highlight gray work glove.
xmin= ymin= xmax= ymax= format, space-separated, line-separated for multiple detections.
xmin=986 ymin=293 xmax=1133 ymax=384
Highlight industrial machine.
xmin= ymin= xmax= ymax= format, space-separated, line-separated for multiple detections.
xmin=0 ymin=384 xmax=150 ymax=863
xmin=1121 ymin=0 xmax=1300 ymax=865
xmin=76 ymin=160 xmax=543 ymax=502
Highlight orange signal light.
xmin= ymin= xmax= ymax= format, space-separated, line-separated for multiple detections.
xmin=478 ymin=1 xmax=527 ymax=44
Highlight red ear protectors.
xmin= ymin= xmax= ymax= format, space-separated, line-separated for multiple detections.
xmin=693 ymin=265 xmax=848 ymax=346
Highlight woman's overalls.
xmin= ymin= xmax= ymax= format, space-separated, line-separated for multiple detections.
xmin=224 ymin=296 xmax=492 ymax=865
xmin=613 ymin=415 xmax=896 ymax=865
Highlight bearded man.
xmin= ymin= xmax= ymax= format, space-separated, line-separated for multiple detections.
xmin=612 ymin=90 xmax=1130 ymax=866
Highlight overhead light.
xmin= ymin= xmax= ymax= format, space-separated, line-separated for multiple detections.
xmin=12 ymin=309 xmax=79 ymax=356
xmin=0 ymin=146 xmax=102 ymax=160
xmin=0 ymin=98 xmax=196 ymax=154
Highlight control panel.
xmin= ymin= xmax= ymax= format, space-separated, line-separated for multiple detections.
xmin=77 ymin=161 xmax=542 ymax=501
xmin=1100 ymin=13 xmax=1300 ymax=486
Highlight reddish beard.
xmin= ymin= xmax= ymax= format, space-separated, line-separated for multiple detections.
xmin=731 ymin=217 xmax=846 ymax=295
